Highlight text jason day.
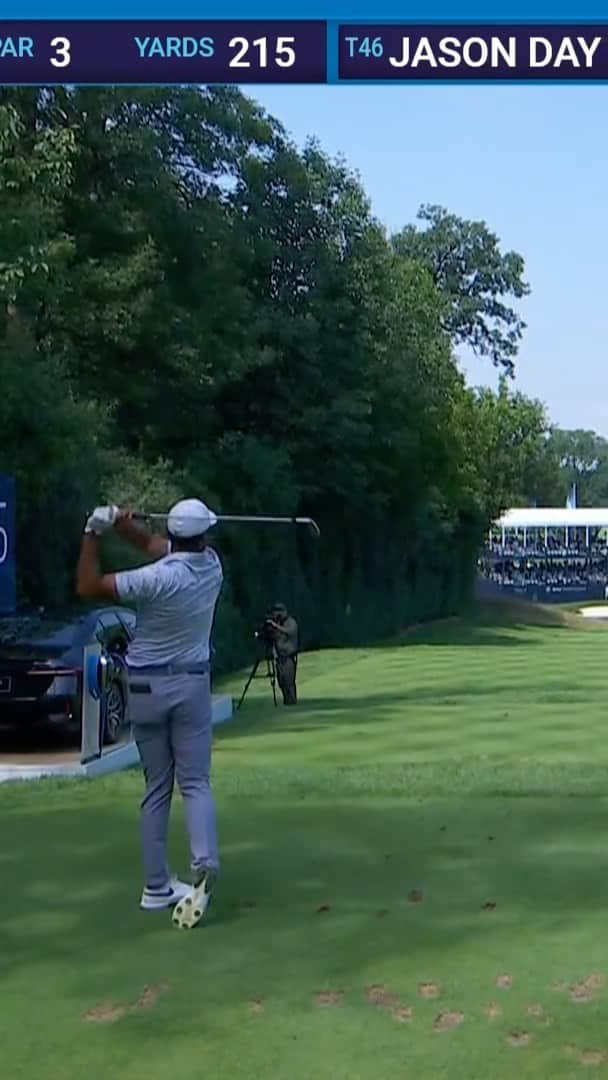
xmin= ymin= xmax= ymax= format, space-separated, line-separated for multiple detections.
xmin=377 ymin=35 xmax=604 ymax=69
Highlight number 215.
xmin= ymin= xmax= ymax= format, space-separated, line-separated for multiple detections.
xmin=229 ymin=36 xmax=295 ymax=68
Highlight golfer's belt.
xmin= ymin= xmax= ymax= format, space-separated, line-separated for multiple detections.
xmin=128 ymin=662 xmax=210 ymax=677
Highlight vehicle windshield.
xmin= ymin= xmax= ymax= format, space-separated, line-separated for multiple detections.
xmin=0 ymin=615 xmax=72 ymax=657
xmin=0 ymin=607 xmax=134 ymax=658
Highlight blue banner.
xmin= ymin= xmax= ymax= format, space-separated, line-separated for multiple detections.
xmin=15 ymin=1 xmax=608 ymax=19
xmin=0 ymin=21 xmax=326 ymax=82
xmin=1 ymin=15 xmax=607 ymax=81
xmin=476 ymin=576 xmax=604 ymax=604
xmin=337 ymin=25 xmax=608 ymax=81
xmin=0 ymin=476 xmax=16 ymax=615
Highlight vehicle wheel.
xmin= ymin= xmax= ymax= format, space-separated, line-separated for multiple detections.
xmin=102 ymin=682 xmax=126 ymax=745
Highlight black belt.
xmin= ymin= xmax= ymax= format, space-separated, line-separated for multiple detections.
xmin=128 ymin=662 xmax=210 ymax=677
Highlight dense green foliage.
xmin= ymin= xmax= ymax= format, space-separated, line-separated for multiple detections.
xmin=542 ymin=428 xmax=608 ymax=507
xmin=0 ymin=86 xmax=586 ymax=670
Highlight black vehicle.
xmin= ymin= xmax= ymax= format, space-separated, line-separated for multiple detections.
xmin=0 ymin=607 xmax=135 ymax=744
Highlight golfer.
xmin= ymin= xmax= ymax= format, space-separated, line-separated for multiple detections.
xmin=76 ymin=498 xmax=223 ymax=929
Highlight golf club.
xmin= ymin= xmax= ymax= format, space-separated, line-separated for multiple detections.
xmin=131 ymin=512 xmax=321 ymax=537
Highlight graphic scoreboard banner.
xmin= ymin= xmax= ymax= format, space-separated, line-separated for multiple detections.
xmin=3 ymin=19 xmax=608 ymax=81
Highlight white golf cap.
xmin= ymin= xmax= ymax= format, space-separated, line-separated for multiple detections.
xmin=167 ymin=498 xmax=218 ymax=538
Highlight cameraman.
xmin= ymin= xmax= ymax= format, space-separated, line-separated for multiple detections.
xmin=267 ymin=603 xmax=298 ymax=705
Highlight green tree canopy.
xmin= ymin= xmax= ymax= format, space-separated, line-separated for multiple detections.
xmin=0 ymin=86 xmax=563 ymax=660
xmin=393 ymin=204 xmax=529 ymax=375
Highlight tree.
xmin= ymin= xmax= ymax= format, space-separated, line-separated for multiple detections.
xmin=546 ymin=428 xmax=608 ymax=506
xmin=455 ymin=377 xmax=558 ymax=517
xmin=393 ymin=204 xmax=529 ymax=375
xmin=0 ymin=94 xmax=76 ymax=321
xmin=0 ymin=322 xmax=108 ymax=606
xmin=0 ymin=85 xmax=545 ymax=657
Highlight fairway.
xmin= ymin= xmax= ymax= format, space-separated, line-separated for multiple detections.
xmin=3 ymin=607 xmax=608 ymax=1078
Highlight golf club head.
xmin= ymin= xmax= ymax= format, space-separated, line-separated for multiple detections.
xmin=301 ymin=518 xmax=321 ymax=538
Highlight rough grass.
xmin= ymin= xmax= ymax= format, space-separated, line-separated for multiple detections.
xmin=2 ymin=600 xmax=608 ymax=1078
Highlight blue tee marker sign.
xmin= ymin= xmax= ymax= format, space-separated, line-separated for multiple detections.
xmin=0 ymin=475 xmax=16 ymax=614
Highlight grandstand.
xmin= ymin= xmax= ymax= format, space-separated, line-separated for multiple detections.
xmin=478 ymin=507 xmax=608 ymax=603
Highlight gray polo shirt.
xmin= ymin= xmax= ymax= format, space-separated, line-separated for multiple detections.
xmin=114 ymin=548 xmax=223 ymax=668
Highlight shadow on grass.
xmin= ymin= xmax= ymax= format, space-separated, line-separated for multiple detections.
xmin=307 ymin=597 xmax=600 ymax=654
xmin=216 ymin=628 xmax=541 ymax=710
xmin=323 ymin=626 xmax=540 ymax=651
xmin=2 ymin=787 xmax=608 ymax=1018
xmin=215 ymin=674 xmax=585 ymax=742
xmin=214 ymin=619 xmax=560 ymax=707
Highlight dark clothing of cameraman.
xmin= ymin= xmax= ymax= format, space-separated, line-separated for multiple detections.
xmin=270 ymin=605 xmax=298 ymax=706
xmin=277 ymin=655 xmax=297 ymax=705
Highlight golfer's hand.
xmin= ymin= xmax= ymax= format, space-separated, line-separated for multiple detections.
xmin=84 ymin=505 xmax=119 ymax=535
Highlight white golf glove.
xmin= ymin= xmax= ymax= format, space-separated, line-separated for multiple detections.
xmin=84 ymin=505 xmax=119 ymax=535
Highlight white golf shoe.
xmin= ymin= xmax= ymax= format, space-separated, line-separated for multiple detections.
xmin=140 ymin=876 xmax=191 ymax=911
xmin=172 ymin=870 xmax=215 ymax=930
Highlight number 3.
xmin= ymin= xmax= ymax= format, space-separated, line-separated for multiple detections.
xmin=50 ymin=36 xmax=71 ymax=68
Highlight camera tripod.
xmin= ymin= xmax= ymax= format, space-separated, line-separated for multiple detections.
xmin=236 ymin=648 xmax=279 ymax=710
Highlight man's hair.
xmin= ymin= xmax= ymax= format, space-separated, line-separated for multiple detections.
xmin=168 ymin=532 xmax=207 ymax=553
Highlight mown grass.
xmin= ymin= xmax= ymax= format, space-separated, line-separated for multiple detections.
xmin=2 ymin=601 xmax=608 ymax=1078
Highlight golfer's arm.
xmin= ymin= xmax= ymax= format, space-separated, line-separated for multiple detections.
xmin=114 ymin=515 xmax=168 ymax=559
xmin=76 ymin=535 xmax=117 ymax=601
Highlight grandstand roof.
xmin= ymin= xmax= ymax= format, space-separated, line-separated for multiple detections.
xmin=496 ymin=508 xmax=608 ymax=529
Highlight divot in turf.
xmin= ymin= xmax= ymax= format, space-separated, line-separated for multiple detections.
xmin=507 ymin=1032 xmax=531 ymax=1047
xmin=366 ymin=984 xmax=399 ymax=1008
xmin=580 ymin=1049 xmax=607 ymax=1067
xmin=315 ymin=991 xmax=344 ymax=1007
xmin=570 ymin=974 xmax=604 ymax=1004
xmin=83 ymin=982 xmax=168 ymax=1024
xmin=392 ymin=1006 xmax=413 ymax=1023
xmin=434 ymin=1010 xmax=464 ymax=1032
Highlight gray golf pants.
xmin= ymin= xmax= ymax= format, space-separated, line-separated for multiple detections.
xmin=129 ymin=673 xmax=219 ymax=890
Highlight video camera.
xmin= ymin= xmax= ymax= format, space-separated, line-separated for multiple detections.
xmin=253 ymin=614 xmax=277 ymax=652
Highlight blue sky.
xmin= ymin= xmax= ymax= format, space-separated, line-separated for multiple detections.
xmin=249 ymin=86 xmax=608 ymax=436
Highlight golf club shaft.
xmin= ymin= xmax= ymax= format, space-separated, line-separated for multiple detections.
xmin=132 ymin=512 xmax=321 ymax=537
